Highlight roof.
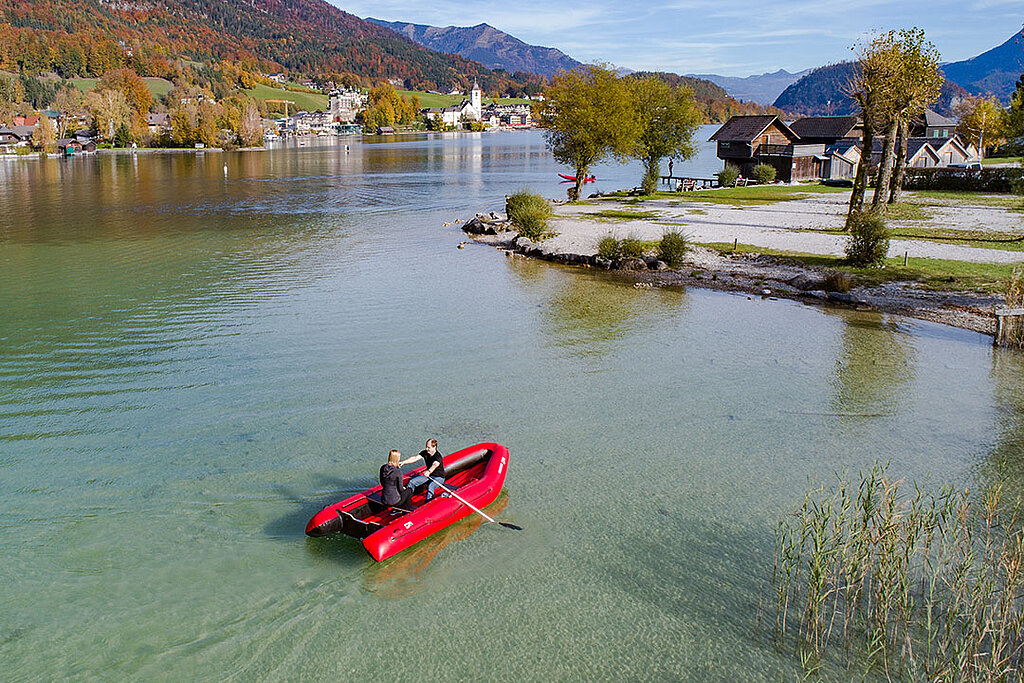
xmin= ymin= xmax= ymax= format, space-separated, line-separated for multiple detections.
xmin=923 ymin=109 xmax=956 ymax=127
xmin=709 ymin=116 xmax=791 ymax=142
xmin=905 ymin=138 xmax=936 ymax=159
xmin=789 ymin=116 xmax=858 ymax=140
xmin=146 ymin=113 xmax=170 ymax=125
xmin=10 ymin=125 xmax=35 ymax=138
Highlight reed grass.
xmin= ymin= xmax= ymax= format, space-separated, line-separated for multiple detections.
xmin=999 ymin=267 xmax=1024 ymax=348
xmin=770 ymin=462 xmax=1024 ymax=680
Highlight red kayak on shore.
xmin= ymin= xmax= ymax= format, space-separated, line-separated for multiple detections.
xmin=305 ymin=443 xmax=510 ymax=561
xmin=558 ymin=173 xmax=596 ymax=182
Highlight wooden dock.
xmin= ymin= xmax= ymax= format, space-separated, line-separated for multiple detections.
xmin=660 ymin=175 xmax=718 ymax=190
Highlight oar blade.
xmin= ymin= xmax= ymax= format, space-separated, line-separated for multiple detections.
xmin=499 ymin=522 xmax=523 ymax=531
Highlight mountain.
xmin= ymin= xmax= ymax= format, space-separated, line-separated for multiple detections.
xmin=685 ymin=69 xmax=809 ymax=105
xmin=941 ymin=30 xmax=1024 ymax=102
xmin=773 ymin=62 xmax=968 ymax=116
xmin=0 ymin=0 xmax=538 ymax=92
xmin=366 ymin=19 xmax=581 ymax=77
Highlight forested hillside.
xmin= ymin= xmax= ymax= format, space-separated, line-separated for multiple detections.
xmin=773 ymin=61 xmax=968 ymax=116
xmin=633 ymin=71 xmax=783 ymax=122
xmin=0 ymin=0 xmax=544 ymax=93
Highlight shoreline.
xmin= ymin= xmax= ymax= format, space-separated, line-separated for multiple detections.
xmin=462 ymin=208 xmax=1002 ymax=338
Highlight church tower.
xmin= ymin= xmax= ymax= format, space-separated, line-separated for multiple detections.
xmin=470 ymin=81 xmax=482 ymax=120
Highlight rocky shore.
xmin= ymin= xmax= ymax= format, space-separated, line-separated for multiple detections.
xmin=460 ymin=210 xmax=1002 ymax=337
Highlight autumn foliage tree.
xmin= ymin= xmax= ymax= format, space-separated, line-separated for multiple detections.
xmin=955 ymin=96 xmax=1006 ymax=157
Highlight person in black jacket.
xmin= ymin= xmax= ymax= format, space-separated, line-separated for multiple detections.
xmin=408 ymin=438 xmax=448 ymax=501
xmin=379 ymin=449 xmax=419 ymax=509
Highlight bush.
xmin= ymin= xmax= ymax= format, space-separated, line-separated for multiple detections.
xmin=716 ymin=164 xmax=740 ymax=188
xmin=620 ymin=234 xmax=646 ymax=258
xmin=597 ymin=234 xmax=621 ymax=260
xmin=902 ymin=167 xmax=1024 ymax=193
xmin=845 ymin=211 xmax=890 ymax=268
xmin=822 ymin=271 xmax=852 ymax=292
xmin=506 ymin=189 xmax=554 ymax=241
xmin=752 ymin=163 xmax=777 ymax=184
xmin=657 ymin=229 xmax=689 ymax=267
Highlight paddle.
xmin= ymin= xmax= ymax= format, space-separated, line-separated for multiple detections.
xmin=426 ymin=476 xmax=522 ymax=531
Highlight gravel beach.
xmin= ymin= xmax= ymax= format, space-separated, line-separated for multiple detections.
xmin=463 ymin=187 xmax=1024 ymax=336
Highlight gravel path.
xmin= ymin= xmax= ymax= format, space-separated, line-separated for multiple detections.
xmin=546 ymin=191 xmax=1024 ymax=263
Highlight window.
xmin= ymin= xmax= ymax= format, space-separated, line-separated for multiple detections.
xmin=761 ymin=134 xmax=770 ymax=145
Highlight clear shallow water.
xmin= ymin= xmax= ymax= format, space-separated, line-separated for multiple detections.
xmin=2 ymin=129 xmax=1024 ymax=681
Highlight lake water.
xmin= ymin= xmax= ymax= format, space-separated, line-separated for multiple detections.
xmin=3 ymin=129 xmax=1024 ymax=681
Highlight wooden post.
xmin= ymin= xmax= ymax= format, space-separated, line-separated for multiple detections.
xmin=733 ymin=238 xmax=737 ymax=251
xmin=903 ymin=251 xmax=908 ymax=267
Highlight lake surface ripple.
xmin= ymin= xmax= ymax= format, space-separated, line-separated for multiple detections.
xmin=2 ymin=130 xmax=1024 ymax=681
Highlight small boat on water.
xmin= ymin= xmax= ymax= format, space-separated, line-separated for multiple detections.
xmin=305 ymin=442 xmax=510 ymax=561
xmin=558 ymin=173 xmax=596 ymax=182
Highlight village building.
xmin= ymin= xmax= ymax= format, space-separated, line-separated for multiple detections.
xmin=328 ymin=89 xmax=367 ymax=123
xmin=423 ymin=82 xmax=483 ymax=127
xmin=289 ymin=110 xmax=333 ymax=133
xmin=480 ymin=103 xmax=533 ymax=128
xmin=145 ymin=113 xmax=171 ymax=137
xmin=711 ymin=109 xmax=978 ymax=182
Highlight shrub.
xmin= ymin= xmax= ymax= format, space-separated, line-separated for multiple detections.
xmin=752 ymin=163 xmax=777 ymax=184
xmin=506 ymin=189 xmax=554 ymax=241
xmin=902 ymin=167 xmax=1024 ymax=193
xmin=716 ymin=164 xmax=740 ymax=188
xmin=822 ymin=271 xmax=852 ymax=292
xmin=620 ymin=234 xmax=646 ymax=258
xmin=597 ymin=234 xmax=621 ymax=260
xmin=657 ymin=229 xmax=689 ymax=267
xmin=845 ymin=210 xmax=890 ymax=268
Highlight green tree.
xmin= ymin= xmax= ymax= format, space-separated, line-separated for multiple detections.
xmin=1006 ymin=74 xmax=1024 ymax=151
xmin=540 ymin=64 xmax=639 ymax=200
xmin=627 ymin=76 xmax=701 ymax=194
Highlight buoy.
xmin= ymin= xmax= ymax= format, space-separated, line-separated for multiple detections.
xmin=223 ymin=164 xmax=228 ymax=175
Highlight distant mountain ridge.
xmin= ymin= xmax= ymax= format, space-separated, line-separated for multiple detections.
xmin=686 ymin=69 xmax=809 ymax=105
xmin=941 ymin=30 xmax=1024 ymax=102
xmin=772 ymin=62 xmax=968 ymax=116
xmin=367 ymin=19 xmax=581 ymax=77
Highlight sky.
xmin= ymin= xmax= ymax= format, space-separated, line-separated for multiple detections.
xmin=330 ymin=0 xmax=1024 ymax=77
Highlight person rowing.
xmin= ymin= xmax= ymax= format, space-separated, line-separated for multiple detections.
xmin=407 ymin=438 xmax=448 ymax=501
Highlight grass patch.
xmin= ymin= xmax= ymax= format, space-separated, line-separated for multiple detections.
xmin=984 ymin=156 xmax=1023 ymax=165
xmin=682 ymin=184 xmax=849 ymax=206
xmin=587 ymin=209 xmax=660 ymax=221
xmin=70 ymin=77 xmax=172 ymax=98
xmin=883 ymin=202 xmax=931 ymax=222
xmin=243 ymin=83 xmax=329 ymax=111
xmin=698 ymin=241 xmax=1015 ymax=292
xmin=687 ymin=208 xmax=707 ymax=215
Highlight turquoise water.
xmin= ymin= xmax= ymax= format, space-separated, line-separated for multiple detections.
xmin=2 ymin=130 xmax=1024 ymax=681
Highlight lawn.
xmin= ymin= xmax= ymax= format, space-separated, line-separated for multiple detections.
xmin=699 ymin=241 xmax=1016 ymax=292
xmin=983 ymin=156 xmax=1023 ymax=165
xmin=243 ymin=83 xmax=328 ymax=112
xmin=608 ymin=183 xmax=849 ymax=205
xmin=70 ymin=77 xmax=173 ymax=98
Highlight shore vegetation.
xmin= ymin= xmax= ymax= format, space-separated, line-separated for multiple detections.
xmin=770 ymin=463 xmax=1024 ymax=680
xmin=506 ymin=189 xmax=555 ymax=241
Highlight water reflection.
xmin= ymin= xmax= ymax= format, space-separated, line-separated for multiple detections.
xmin=827 ymin=311 xmax=916 ymax=418
xmin=507 ymin=258 xmax=687 ymax=356
xmin=985 ymin=350 xmax=1024 ymax=490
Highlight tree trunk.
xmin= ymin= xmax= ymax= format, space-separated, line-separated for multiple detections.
xmin=888 ymin=117 xmax=909 ymax=205
xmin=848 ymin=116 xmax=873 ymax=221
xmin=571 ymin=166 xmax=586 ymax=202
xmin=641 ymin=156 xmax=660 ymax=195
xmin=872 ymin=118 xmax=898 ymax=212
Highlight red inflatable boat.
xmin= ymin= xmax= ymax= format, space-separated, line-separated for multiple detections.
xmin=305 ymin=443 xmax=510 ymax=561
xmin=558 ymin=173 xmax=596 ymax=182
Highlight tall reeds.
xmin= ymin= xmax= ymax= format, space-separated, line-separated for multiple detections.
xmin=770 ymin=462 xmax=1024 ymax=680
xmin=998 ymin=267 xmax=1024 ymax=348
